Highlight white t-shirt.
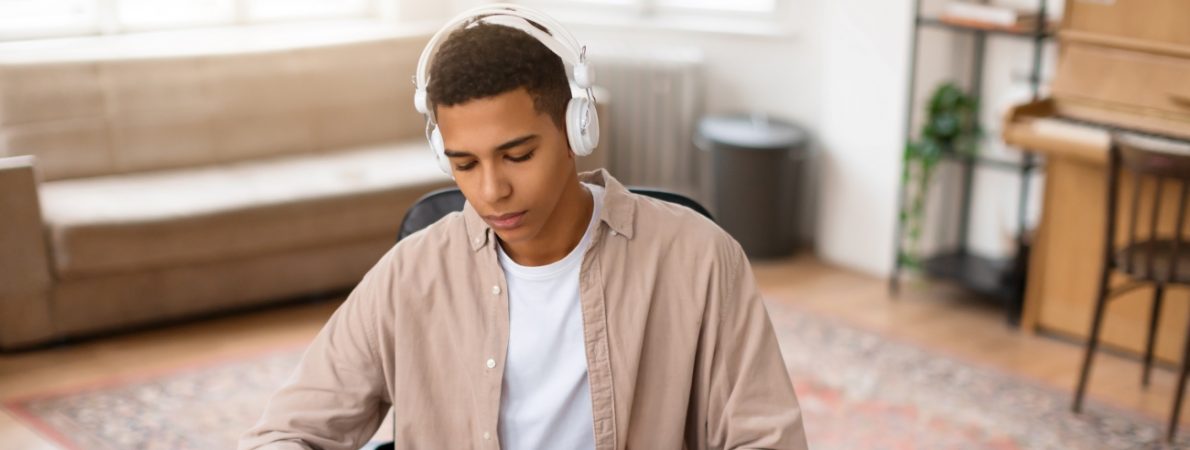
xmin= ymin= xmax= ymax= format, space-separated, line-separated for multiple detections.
xmin=496 ymin=182 xmax=604 ymax=450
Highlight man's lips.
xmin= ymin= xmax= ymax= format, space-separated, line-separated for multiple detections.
xmin=484 ymin=211 xmax=527 ymax=230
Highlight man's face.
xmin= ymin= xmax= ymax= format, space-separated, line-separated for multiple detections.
xmin=436 ymin=87 xmax=574 ymax=246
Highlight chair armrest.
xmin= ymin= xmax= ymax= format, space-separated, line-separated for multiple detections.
xmin=0 ymin=155 xmax=55 ymax=349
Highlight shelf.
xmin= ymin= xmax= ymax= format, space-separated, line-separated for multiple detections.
xmin=922 ymin=251 xmax=1017 ymax=300
xmin=921 ymin=250 xmax=1026 ymax=325
xmin=891 ymin=0 xmax=1046 ymax=327
xmin=917 ymin=16 xmax=1053 ymax=40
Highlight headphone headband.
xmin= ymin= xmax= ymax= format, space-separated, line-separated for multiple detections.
xmin=415 ymin=3 xmax=590 ymax=110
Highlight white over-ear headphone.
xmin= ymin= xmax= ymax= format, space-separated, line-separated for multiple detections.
xmin=414 ymin=3 xmax=600 ymax=175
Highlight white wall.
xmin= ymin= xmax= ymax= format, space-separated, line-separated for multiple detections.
xmin=814 ymin=0 xmax=914 ymax=277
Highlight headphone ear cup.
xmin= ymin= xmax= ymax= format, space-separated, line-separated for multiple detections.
xmin=429 ymin=126 xmax=453 ymax=176
xmin=566 ymin=97 xmax=599 ymax=157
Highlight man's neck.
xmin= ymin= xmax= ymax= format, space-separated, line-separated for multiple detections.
xmin=501 ymin=178 xmax=593 ymax=267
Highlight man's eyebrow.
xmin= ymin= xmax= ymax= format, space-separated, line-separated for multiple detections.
xmin=442 ymin=134 xmax=539 ymax=158
xmin=442 ymin=149 xmax=474 ymax=158
xmin=496 ymin=134 xmax=538 ymax=151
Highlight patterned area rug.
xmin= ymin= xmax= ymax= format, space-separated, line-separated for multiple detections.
xmin=6 ymin=347 xmax=308 ymax=450
xmin=5 ymin=304 xmax=1185 ymax=449
xmin=764 ymin=304 xmax=1185 ymax=450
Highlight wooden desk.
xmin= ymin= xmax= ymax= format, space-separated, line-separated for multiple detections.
xmin=1007 ymin=118 xmax=1189 ymax=363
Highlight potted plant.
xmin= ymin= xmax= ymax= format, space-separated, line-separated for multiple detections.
xmin=899 ymin=82 xmax=980 ymax=269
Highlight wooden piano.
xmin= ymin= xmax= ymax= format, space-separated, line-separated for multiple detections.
xmin=1003 ymin=0 xmax=1190 ymax=363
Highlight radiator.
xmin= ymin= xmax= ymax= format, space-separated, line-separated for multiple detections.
xmin=592 ymin=47 xmax=705 ymax=198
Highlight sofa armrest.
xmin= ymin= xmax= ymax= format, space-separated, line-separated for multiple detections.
xmin=0 ymin=155 xmax=55 ymax=349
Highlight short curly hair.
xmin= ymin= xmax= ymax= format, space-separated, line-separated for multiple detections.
xmin=427 ymin=22 xmax=571 ymax=132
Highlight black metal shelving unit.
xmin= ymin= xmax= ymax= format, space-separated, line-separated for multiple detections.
xmin=889 ymin=0 xmax=1053 ymax=325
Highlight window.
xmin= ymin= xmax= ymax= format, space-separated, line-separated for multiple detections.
xmin=116 ymin=0 xmax=236 ymax=29
xmin=0 ymin=0 xmax=97 ymax=39
xmin=656 ymin=0 xmax=776 ymax=14
xmin=0 ymin=0 xmax=378 ymax=41
xmin=245 ymin=0 xmax=372 ymax=21
xmin=526 ymin=0 xmax=779 ymax=15
xmin=521 ymin=0 xmax=789 ymax=36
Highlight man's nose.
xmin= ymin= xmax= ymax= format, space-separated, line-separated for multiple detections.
xmin=481 ymin=164 xmax=512 ymax=204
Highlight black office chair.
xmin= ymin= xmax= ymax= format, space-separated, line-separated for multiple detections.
xmin=397 ymin=186 xmax=713 ymax=242
xmin=1072 ymin=133 xmax=1190 ymax=444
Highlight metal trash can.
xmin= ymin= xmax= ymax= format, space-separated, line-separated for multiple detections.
xmin=696 ymin=113 xmax=809 ymax=259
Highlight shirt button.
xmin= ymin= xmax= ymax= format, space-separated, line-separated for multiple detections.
xmin=491 ymin=285 xmax=501 ymax=295
xmin=474 ymin=236 xmax=482 ymax=245
xmin=486 ymin=358 xmax=496 ymax=369
xmin=483 ymin=431 xmax=491 ymax=440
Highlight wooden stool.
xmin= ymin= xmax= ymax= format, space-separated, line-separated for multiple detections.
xmin=1072 ymin=133 xmax=1190 ymax=443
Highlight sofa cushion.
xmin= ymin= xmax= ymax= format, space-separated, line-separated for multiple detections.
xmin=0 ymin=22 xmax=430 ymax=182
xmin=39 ymin=140 xmax=451 ymax=279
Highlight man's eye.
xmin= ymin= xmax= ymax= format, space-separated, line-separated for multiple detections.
xmin=508 ymin=150 xmax=535 ymax=163
xmin=455 ymin=161 xmax=477 ymax=171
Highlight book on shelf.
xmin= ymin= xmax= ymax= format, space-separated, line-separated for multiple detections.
xmin=939 ymin=2 xmax=1043 ymax=32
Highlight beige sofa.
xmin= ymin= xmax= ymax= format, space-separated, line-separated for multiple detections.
xmin=0 ymin=24 xmax=463 ymax=350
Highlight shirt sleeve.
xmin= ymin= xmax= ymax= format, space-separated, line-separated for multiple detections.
xmin=238 ymin=250 xmax=396 ymax=450
xmin=703 ymin=239 xmax=808 ymax=450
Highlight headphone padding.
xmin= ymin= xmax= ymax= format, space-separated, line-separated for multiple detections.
xmin=429 ymin=126 xmax=453 ymax=175
xmin=566 ymin=97 xmax=599 ymax=156
xmin=414 ymin=88 xmax=429 ymax=115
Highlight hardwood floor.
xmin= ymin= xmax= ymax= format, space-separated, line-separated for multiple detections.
xmin=0 ymin=254 xmax=1184 ymax=448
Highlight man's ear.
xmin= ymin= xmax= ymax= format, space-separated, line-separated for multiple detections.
xmin=562 ymin=135 xmax=575 ymax=159
xmin=550 ymin=115 xmax=573 ymax=159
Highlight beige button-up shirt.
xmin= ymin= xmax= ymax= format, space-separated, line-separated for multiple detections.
xmin=240 ymin=170 xmax=806 ymax=450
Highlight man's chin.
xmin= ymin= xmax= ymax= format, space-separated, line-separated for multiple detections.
xmin=493 ymin=227 xmax=532 ymax=247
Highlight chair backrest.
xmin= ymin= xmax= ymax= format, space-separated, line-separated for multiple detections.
xmin=1105 ymin=133 xmax=1190 ymax=280
xmin=397 ymin=187 xmax=713 ymax=242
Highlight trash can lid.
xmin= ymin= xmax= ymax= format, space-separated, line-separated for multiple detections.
xmin=698 ymin=113 xmax=806 ymax=150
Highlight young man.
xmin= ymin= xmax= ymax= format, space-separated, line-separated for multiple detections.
xmin=241 ymin=8 xmax=805 ymax=450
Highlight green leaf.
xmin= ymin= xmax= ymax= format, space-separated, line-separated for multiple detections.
xmin=899 ymin=81 xmax=980 ymax=275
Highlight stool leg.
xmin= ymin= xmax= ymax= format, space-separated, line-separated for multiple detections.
xmin=1143 ymin=285 xmax=1165 ymax=387
xmin=1074 ymin=272 xmax=1113 ymax=413
xmin=1170 ymin=309 xmax=1190 ymax=443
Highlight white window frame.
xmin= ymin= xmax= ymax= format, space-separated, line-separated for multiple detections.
xmin=518 ymin=0 xmax=794 ymax=37
xmin=0 ymin=0 xmax=383 ymax=42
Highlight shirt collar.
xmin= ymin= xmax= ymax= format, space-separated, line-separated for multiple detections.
xmin=461 ymin=168 xmax=636 ymax=252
